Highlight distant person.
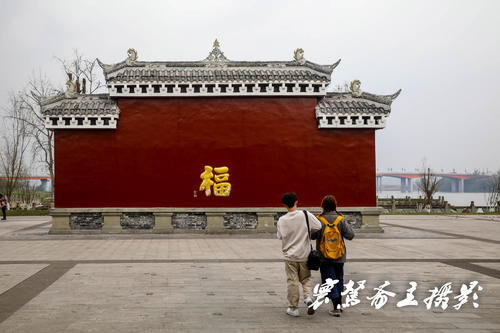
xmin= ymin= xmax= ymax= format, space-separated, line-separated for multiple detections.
xmin=0 ymin=193 xmax=7 ymax=220
xmin=312 ymin=195 xmax=354 ymax=317
xmin=277 ymin=192 xmax=322 ymax=317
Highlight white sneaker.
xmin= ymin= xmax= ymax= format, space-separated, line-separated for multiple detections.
xmin=286 ymin=307 xmax=299 ymax=317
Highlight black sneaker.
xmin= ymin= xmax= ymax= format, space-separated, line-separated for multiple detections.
xmin=304 ymin=297 xmax=315 ymax=315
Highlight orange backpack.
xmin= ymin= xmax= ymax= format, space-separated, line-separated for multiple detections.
xmin=317 ymin=215 xmax=345 ymax=260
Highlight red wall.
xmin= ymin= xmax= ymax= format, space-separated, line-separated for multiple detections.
xmin=54 ymin=97 xmax=376 ymax=208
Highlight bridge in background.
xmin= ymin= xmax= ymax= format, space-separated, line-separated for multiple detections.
xmin=0 ymin=176 xmax=51 ymax=192
xmin=376 ymin=172 xmax=492 ymax=193
xmin=1 ymin=174 xmax=493 ymax=194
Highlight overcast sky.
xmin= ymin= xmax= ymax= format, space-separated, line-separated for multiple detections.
xmin=1 ymin=0 xmax=499 ymax=174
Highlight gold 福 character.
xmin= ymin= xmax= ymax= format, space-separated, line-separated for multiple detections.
xmin=214 ymin=166 xmax=231 ymax=197
xmin=199 ymin=165 xmax=214 ymax=196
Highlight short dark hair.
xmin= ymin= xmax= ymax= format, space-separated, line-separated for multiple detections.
xmin=321 ymin=195 xmax=337 ymax=213
xmin=281 ymin=192 xmax=297 ymax=208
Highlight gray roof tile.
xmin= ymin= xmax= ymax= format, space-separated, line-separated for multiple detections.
xmin=316 ymin=92 xmax=392 ymax=115
xmin=41 ymin=94 xmax=120 ymax=117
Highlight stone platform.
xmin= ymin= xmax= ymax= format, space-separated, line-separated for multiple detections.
xmin=0 ymin=214 xmax=499 ymax=332
xmin=49 ymin=207 xmax=383 ymax=234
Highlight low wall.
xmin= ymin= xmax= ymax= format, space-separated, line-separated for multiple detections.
xmin=378 ymin=196 xmax=500 ymax=213
xmin=49 ymin=207 xmax=384 ymax=234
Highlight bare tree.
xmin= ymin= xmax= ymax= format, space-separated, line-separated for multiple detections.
xmin=55 ymin=49 xmax=105 ymax=94
xmin=0 ymin=179 xmax=7 ymax=195
xmin=0 ymin=95 xmax=30 ymax=200
xmin=487 ymin=170 xmax=500 ymax=211
xmin=17 ymin=180 xmax=39 ymax=209
xmin=417 ymin=166 xmax=442 ymax=209
xmin=14 ymin=73 xmax=56 ymax=194
xmin=10 ymin=50 xmax=104 ymax=196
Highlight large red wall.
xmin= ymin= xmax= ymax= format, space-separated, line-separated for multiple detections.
xmin=54 ymin=97 xmax=376 ymax=208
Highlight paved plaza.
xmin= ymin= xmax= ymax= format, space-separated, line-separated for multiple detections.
xmin=0 ymin=215 xmax=498 ymax=332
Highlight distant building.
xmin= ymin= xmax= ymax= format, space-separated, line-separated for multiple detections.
xmin=42 ymin=41 xmax=400 ymax=233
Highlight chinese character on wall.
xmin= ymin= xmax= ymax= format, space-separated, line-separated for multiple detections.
xmin=199 ymin=165 xmax=231 ymax=197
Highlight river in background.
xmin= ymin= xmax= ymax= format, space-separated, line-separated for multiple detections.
xmin=27 ymin=179 xmax=493 ymax=207
xmin=377 ymin=191 xmax=492 ymax=206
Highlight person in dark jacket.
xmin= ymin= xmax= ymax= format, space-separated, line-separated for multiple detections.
xmin=0 ymin=193 xmax=7 ymax=220
xmin=312 ymin=195 xmax=354 ymax=317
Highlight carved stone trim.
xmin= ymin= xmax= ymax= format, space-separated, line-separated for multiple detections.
xmin=172 ymin=213 xmax=207 ymax=230
xmin=316 ymin=113 xmax=388 ymax=129
xmin=107 ymin=82 xmax=327 ymax=97
xmin=70 ymin=213 xmax=103 ymax=230
xmin=120 ymin=212 xmax=154 ymax=229
xmin=44 ymin=114 xmax=119 ymax=129
xmin=50 ymin=207 xmax=384 ymax=233
xmin=223 ymin=213 xmax=258 ymax=229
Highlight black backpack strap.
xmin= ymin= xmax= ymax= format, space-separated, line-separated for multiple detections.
xmin=303 ymin=210 xmax=313 ymax=251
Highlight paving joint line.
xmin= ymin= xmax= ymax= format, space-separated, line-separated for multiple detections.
xmin=0 ymin=262 xmax=75 ymax=324
xmin=15 ymin=221 xmax=52 ymax=232
xmin=442 ymin=261 xmax=500 ymax=279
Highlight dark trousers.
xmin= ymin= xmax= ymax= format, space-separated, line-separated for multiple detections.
xmin=320 ymin=262 xmax=344 ymax=308
xmin=1 ymin=206 xmax=6 ymax=219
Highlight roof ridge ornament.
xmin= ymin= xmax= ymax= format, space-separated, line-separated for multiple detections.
xmin=126 ymin=48 xmax=138 ymax=65
xmin=350 ymin=80 xmax=362 ymax=97
xmin=293 ymin=48 xmax=306 ymax=65
xmin=329 ymin=58 xmax=341 ymax=72
xmin=350 ymin=79 xmax=401 ymax=105
xmin=65 ymin=73 xmax=78 ymax=98
xmin=96 ymin=58 xmax=114 ymax=73
xmin=204 ymin=39 xmax=229 ymax=66
xmin=390 ymin=89 xmax=402 ymax=100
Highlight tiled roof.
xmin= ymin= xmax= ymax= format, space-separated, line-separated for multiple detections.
xmin=107 ymin=66 xmax=331 ymax=84
xmin=315 ymin=90 xmax=401 ymax=129
xmin=39 ymin=42 xmax=401 ymax=131
xmin=97 ymin=43 xmax=339 ymax=89
xmin=316 ymin=93 xmax=392 ymax=115
xmin=41 ymin=94 xmax=120 ymax=116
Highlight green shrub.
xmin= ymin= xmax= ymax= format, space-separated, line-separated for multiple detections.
xmin=6 ymin=210 xmax=49 ymax=216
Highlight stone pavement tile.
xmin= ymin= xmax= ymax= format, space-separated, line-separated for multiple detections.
xmin=349 ymin=238 xmax=500 ymax=259
xmin=0 ymin=264 xmax=48 ymax=294
xmin=0 ymin=217 xmax=50 ymax=237
xmin=0 ymin=215 xmax=498 ymax=332
xmin=376 ymin=224 xmax=455 ymax=239
xmin=0 ymin=239 xmax=285 ymax=261
xmin=0 ymin=237 xmax=498 ymax=261
xmin=381 ymin=215 xmax=500 ymax=242
xmin=0 ymin=262 xmax=498 ymax=332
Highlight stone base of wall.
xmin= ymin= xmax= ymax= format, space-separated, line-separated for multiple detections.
xmin=49 ymin=207 xmax=383 ymax=234
xmin=121 ymin=213 xmax=155 ymax=229
xmin=70 ymin=213 xmax=103 ymax=230
xmin=172 ymin=213 xmax=206 ymax=230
